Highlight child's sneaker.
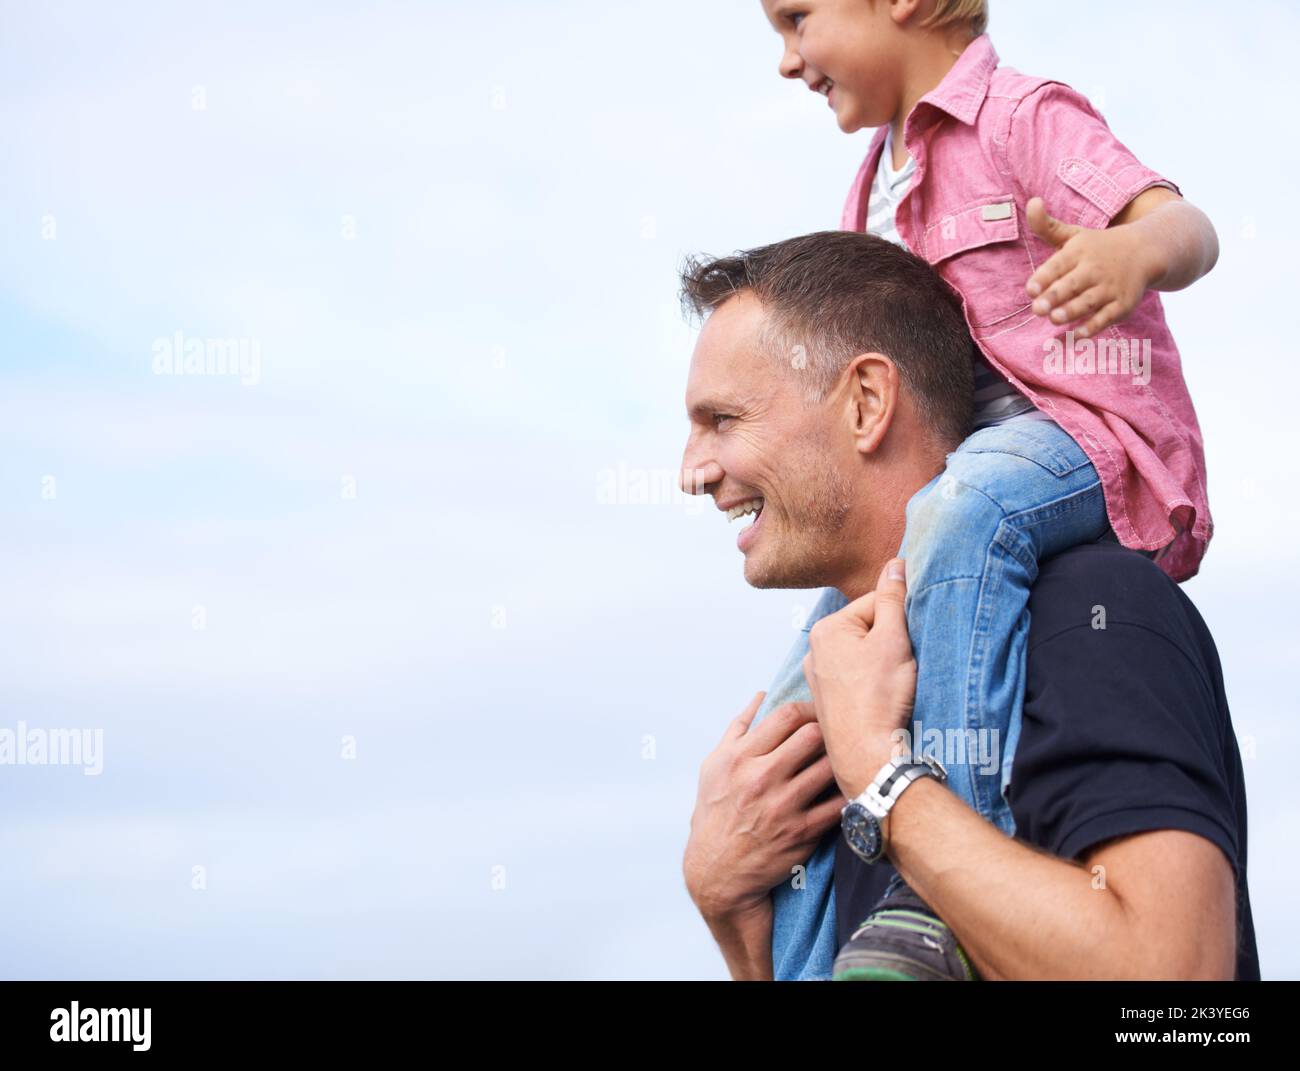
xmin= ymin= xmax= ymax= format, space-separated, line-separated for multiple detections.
xmin=832 ymin=881 xmax=979 ymax=981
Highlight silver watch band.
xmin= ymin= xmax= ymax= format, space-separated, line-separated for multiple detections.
xmin=857 ymin=753 xmax=948 ymax=820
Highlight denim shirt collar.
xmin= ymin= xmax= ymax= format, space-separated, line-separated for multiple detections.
xmin=913 ymin=32 xmax=999 ymax=127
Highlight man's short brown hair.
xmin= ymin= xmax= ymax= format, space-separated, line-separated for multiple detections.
xmin=679 ymin=230 xmax=976 ymax=449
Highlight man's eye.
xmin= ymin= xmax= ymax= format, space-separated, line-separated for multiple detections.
xmin=713 ymin=414 xmax=736 ymax=426
xmin=789 ymin=12 xmax=805 ymax=29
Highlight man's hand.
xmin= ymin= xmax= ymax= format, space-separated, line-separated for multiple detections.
xmin=1023 ymin=196 xmax=1161 ymax=340
xmin=803 ymin=559 xmax=917 ymax=801
xmin=683 ymin=689 xmax=847 ymax=980
xmin=683 ymin=690 xmax=845 ymax=922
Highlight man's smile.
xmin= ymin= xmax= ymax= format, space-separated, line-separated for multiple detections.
xmin=717 ymin=496 xmax=767 ymax=551
xmin=723 ymin=497 xmax=764 ymax=522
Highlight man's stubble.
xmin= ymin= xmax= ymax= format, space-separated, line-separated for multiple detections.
xmin=745 ymin=435 xmax=857 ymax=591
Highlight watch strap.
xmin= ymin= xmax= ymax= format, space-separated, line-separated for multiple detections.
xmin=860 ymin=752 xmax=947 ymax=819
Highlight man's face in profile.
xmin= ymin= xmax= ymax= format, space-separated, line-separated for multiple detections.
xmin=681 ymin=290 xmax=856 ymax=590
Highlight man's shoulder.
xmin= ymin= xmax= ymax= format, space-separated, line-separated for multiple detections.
xmin=1029 ymin=541 xmax=1191 ymax=633
xmin=1026 ymin=540 xmax=1234 ymax=727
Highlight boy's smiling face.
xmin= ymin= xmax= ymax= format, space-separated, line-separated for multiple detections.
xmin=760 ymin=0 xmax=906 ymax=133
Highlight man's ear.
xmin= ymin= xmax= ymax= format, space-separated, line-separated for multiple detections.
xmin=844 ymin=352 xmax=897 ymax=455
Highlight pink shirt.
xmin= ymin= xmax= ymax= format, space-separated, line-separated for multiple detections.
xmin=840 ymin=34 xmax=1211 ymax=581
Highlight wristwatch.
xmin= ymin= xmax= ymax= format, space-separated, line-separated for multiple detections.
xmin=841 ymin=753 xmax=948 ymax=865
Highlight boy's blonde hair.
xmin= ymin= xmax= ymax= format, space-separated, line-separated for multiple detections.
xmin=921 ymin=0 xmax=988 ymax=38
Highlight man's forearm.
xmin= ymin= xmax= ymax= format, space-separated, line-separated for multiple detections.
xmin=702 ymin=898 xmax=775 ymax=981
xmin=881 ymin=778 xmax=1153 ymax=980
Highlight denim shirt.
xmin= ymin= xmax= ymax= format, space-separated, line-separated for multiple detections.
xmin=840 ymin=34 xmax=1212 ymax=581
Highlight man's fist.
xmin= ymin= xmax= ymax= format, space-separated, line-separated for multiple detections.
xmin=803 ymin=559 xmax=918 ymax=799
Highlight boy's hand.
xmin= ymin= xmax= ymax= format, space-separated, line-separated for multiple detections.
xmin=1024 ymin=196 xmax=1160 ymax=339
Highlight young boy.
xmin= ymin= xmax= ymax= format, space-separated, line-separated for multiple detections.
xmin=750 ymin=0 xmax=1219 ymax=979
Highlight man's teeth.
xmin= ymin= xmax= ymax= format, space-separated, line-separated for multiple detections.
xmin=817 ymin=79 xmax=833 ymax=96
xmin=727 ymin=499 xmax=764 ymax=523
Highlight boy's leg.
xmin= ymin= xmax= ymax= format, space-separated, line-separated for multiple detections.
xmin=897 ymin=419 xmax=1108 ymax=837
xmin=840 ymin=419 xmax=1109 ymax=967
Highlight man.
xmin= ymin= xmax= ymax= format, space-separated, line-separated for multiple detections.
xmin=677 ymin=230 xmax=1257 ymax=980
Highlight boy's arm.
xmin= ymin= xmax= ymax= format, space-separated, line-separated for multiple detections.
xmin=1025 ymin=187 xmax=1220 ymax=338
xmin=1111 ymin=186 xmax=1220 ymax=288
xmin=1004 ymin=79 xmax=1220 ymax=339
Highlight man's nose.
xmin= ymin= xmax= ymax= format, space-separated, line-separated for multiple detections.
xmin=680 ymin=456 xmax=723 ymax=496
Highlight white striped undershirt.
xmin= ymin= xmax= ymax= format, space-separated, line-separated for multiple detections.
xmin=867 ymin=129 xmax=1051 ymax=431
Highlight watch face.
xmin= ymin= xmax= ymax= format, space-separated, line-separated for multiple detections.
xmin=841 ymin=802 xmax=882 ymax=864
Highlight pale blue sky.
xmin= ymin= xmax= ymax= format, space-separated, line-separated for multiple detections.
xmin=1 ymin=0 xmax=1296 ymax=979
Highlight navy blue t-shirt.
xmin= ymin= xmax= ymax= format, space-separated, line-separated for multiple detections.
xmin=833 ymin=540 xmax=1260 ymax=980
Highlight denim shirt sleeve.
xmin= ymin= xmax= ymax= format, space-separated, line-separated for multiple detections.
xmin=1005 ymin=82 xmax=1181 ymax=230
